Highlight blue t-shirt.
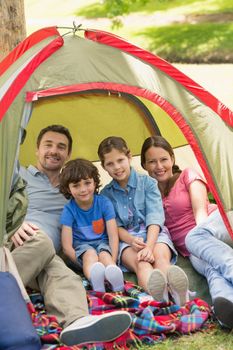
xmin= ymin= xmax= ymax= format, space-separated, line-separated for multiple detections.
xmin=60 ymin=194 xmax=115 ymax=243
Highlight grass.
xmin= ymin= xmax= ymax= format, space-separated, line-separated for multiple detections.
xmin=76 ymin=0 xmax=233 ymax=19
xmin=137 ymin=22 xmax=233 ymax=63
xmin=75 ymin=0 xmax=233 ymax=62
xmin=142 ymin=326 xmax=233 ymax=350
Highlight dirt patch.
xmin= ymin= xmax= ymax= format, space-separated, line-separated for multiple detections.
xmin=186 ymin=12 xmax=233 ymax=24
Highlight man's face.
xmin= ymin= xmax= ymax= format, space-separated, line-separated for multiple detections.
xmin=36 ymin=131 xmax=70 ymax=173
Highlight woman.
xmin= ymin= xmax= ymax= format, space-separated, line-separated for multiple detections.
xmin=141 ymin=135 xmax=233 ymax=329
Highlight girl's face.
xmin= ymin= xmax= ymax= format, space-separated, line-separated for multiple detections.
xmin=102 ymin=148 xmax=131 ymax=188
xmin=143 ymin=146 xmax=174 ymax=184
xmin=69 ymin=178 xmax=96 ymax=208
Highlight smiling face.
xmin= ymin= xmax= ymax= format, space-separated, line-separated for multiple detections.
xmin=36 ymin=131 xmax=70 ymax=174
xmin=103 ymin=148 xmax=131 ymax=188
xmin=143 ymin=146 xmax=174 ymax=185
xmin=68 ymin=178 xmax=96 ymax=208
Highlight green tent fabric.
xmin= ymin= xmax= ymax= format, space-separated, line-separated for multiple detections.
xmin=1 ymin=26 xmax=233 ymax=302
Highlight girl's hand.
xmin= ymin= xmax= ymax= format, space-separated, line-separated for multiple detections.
xmin=137 ymin=246 xmax=154 ymax=263
xmin=131 ymin=236 xmax=146 ymax=251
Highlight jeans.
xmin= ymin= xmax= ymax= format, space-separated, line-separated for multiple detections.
xmin=185 ymin=209 xmax=233 ymax=303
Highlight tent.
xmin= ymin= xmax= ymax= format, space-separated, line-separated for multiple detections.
xmin=0 ymin=26 xmax=233 ymax=248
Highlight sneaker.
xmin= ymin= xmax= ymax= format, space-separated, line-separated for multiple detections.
xmin=167 ymin=265 xmax=189 ymax=306
xmin=90 ymin=262 xmax=105 ymax=292
xmin=60 ymin=311 xmax=132 ymax=346
xmin=105 ymin=265 xmax=125 ymax=292
xmin=147 ymin=268 xmax=169 ymax=302
xmin=213 ymin=297 xmax=233 ymax=329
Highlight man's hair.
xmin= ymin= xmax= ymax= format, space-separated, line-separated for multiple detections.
xmin=36 ymin=125 xmax=73 ymax=154
xmin=59 ymin=158 xmax=101 ymax=199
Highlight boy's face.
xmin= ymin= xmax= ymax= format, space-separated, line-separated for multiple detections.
xmin=69 ymin=178 xmax=96 ymax=208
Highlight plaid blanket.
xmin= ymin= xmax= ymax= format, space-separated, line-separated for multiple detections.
xmin=28 ymin=281 xmax=212 ymax=349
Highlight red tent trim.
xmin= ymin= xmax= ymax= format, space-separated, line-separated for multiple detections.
xmin=0 ymin=27 xmax=59 ymax=76
xmin=0 ymin=36 xmax=63 ymax=122
xmin=84 ymin=29 xmax=233 ymax=127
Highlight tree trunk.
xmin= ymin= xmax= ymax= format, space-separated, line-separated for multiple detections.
xmin=0 ymin=0 xmax=26 ymax=61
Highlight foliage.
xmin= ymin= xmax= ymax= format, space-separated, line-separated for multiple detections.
xmin=76 ymin=0 xmax=233 ymax=20
xmin=77 ymin=0 xmax=150 ymax=28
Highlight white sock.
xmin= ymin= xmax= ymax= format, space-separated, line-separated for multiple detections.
xmin=90 ymin=262 xmax=106 ymax=292
xmin=105 ymin=265 xmax=124 ymax=292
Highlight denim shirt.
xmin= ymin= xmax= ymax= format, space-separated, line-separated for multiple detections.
xmin=101 ymin=168 xmax=165 ymax=232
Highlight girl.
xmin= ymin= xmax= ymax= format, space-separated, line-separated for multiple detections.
xmin=141 ymin=135 xmax=233 ymax=328
xmin=59 ymin=158 xmax=124 ymax=293
xmin=98 ymin=136 xmax=189 ymax=306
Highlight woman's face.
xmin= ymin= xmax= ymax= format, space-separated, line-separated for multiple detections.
xmin=143 ymin=146 xmax=174 ymax=184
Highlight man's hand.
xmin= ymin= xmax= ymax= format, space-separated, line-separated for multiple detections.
xmin=11 ymin=222 xmax=39 ymax=247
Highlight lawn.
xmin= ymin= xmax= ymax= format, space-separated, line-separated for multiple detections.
xmin=75 ymin=0 xmax=233 ymax=62
xmin=25 ymin=0 xmax=233 ymax=63
xmin=143 ymin=326 xmax=233 ymax=350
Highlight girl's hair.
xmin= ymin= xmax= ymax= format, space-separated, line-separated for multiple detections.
xmin=98 ymin=136 xmax=130 ymax=166
xmin=59 ymin=158 xmax=101 ymax=199
xmin=140 ymin=136 xmax=182 ymax=196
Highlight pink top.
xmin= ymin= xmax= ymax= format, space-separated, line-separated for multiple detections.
xmin=163 ymin=168 xmax=217 ymax=257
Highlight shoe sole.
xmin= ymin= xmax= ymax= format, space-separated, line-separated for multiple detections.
xmin=214 ymin=297 xmax=233 ymax=329
xmin=105 ymin=265 xmax=124 ymax=292
xmin=167 ymin=265 xmax=189 ymax=306
xmin=147 ymin=269 xmax=168 ymax=301
xmin=60 ymin=312 xmax=132 ymax=346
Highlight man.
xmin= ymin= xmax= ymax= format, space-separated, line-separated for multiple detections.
xmin=11 ymin=125 xmax=131 ymax=346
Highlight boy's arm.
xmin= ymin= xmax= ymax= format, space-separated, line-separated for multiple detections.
xmin=61 ymin=225 xmax=76 ymax=263
xmin=106 ymin=218 xmax=119 ymax=263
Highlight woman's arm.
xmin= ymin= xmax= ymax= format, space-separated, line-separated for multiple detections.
xmin=106 ymin=218 xmax=119 ymax=263
xmin=189 ymin=180 xmax=209 ymax=225
xmin=61 ymin=225 xmax=76 ymax=263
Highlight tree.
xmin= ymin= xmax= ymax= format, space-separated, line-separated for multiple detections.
xmin=0 ymin=0 xmax=26 ymax=61
xmin=102 ymin=0 xmax=150 ymax=28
